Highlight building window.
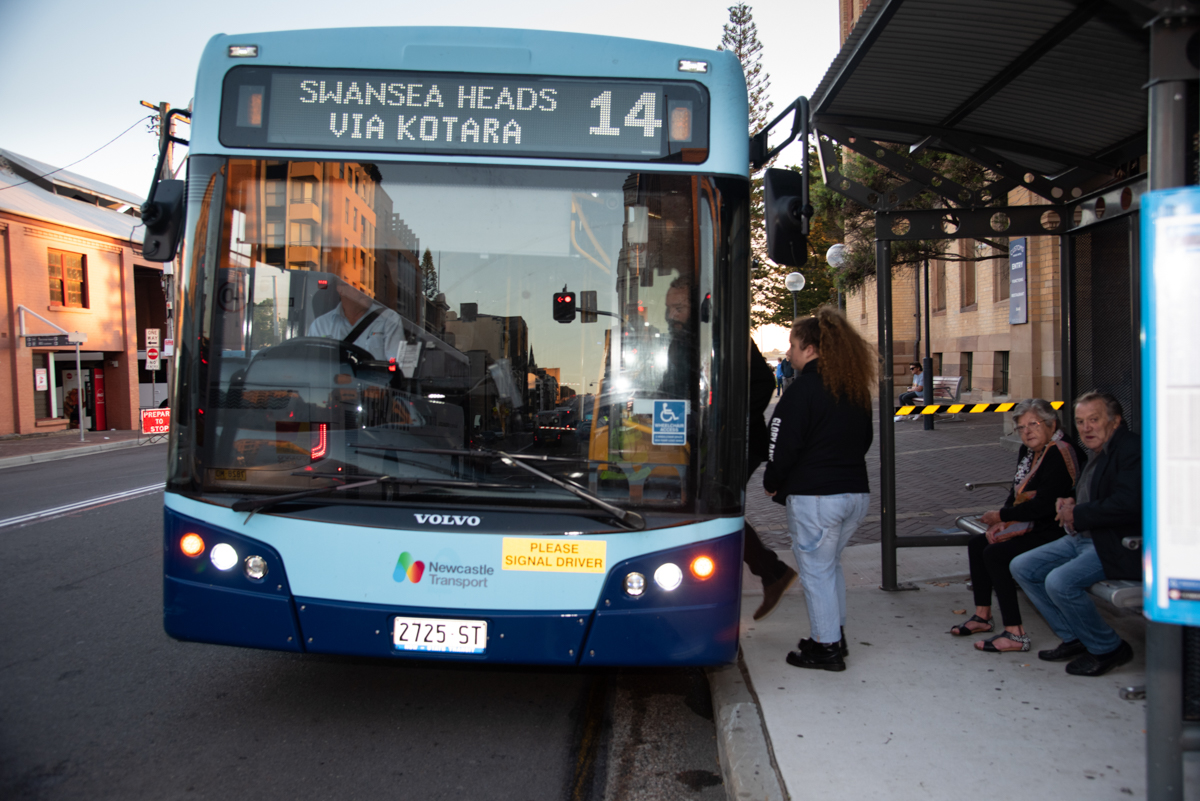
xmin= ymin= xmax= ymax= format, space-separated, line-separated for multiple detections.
xmin=265 ymin=222 xmax=284 ymax=247
xmin=998 ymin=351 xmax=1010 ymax=395
xmin=265 ymin=180 xmax=285 ymax=207
xmin=933 ymin=352 xmax=942 ymax=376
xmin=961 ymin=260 xmax=976 ymax=308
xmin=964 ymin=352 xmax=974 ymax=390
xmin=995 ymin=257 xmax=1010 ymax=301
xmin=290 ymin=179 xmax=315 ymax=203
xmin=289 ymin=222 xmax=314 ymax=246
xmin=48 ymin=249 xmax=87 ymax=307
xmin=933 ymin=261 xmax=946 ymax=311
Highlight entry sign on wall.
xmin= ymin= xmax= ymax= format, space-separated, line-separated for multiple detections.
xmin=1008 ymin=238 xmax=1028 ymax=325
xmin=1141 ymin=187 xmax=1200 ymax=625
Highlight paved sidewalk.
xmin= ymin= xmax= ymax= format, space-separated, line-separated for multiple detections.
xmin=0 ymin=428 xmax=148 ymax=469
xmin=726 ymin=403 xmax=1194 ymax=800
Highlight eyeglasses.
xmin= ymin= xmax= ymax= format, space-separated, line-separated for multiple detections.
xmin=1014 ymin=421 xmax=1044 ymax=433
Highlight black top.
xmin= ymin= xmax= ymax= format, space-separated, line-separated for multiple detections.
xmin=762 ymin=360 xmax=873 ymax=502
xmin=997 ymin=440 xmax=1081 ymax=538
xmin=1072 ymin=426 xmax=1141 ymax=580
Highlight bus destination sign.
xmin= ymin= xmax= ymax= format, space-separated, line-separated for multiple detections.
xmin=221 ymin=67 xmax=708 ymax=162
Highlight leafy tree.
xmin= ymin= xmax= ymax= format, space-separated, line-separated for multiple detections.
xmin=420 ymin=248 xmax=438 ymax=301
xmin=814 ymin=140 xmax=1007 ymax=294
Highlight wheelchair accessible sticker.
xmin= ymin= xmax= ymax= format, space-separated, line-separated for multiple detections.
xmin=652 ymin=400 xmax=687 ymax=445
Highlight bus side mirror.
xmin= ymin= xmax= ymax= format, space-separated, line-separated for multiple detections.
xmin=141 ymin=179 xmax=186 ymax=262
xmin=763 ymin=168 xmax=810 ymax=267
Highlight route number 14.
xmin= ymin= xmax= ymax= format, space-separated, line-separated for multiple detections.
xmin=590 ymin=91 xmax=663 ymax=138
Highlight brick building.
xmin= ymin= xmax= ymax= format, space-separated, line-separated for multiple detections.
xmin=0 ymin=149 xmax=166 ymax=436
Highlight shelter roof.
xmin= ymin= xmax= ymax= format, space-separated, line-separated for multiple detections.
xmin=0 ymin=164 xmax=145 ymax=245
xmin=810 ymin=0 xmax=1157 ymax=176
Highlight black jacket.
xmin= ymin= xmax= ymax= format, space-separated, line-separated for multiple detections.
xmin=997 ymin=440 xmax=1082 ymax=539
xmin=747 ymin=341 xmax=776 ymax=473
xmin=1073 ymin=426 xmax=1142 ymax=580
xmin=762 ymin=360 xmax=873 ymax=501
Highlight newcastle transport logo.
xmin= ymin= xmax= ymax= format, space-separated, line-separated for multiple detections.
xmin=393 ymin=551 xmax=425 ymax=583
xmin=393 ymin=550 xmax=494 ymax=588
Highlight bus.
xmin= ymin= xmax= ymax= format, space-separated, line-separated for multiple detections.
xmin=155 ymin=27 xmax=753 ymax=665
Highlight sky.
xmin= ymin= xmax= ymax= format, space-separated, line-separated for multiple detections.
xmin=0 ymin=0 xmax=840 ymax=199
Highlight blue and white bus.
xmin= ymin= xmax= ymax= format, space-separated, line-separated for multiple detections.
xmin=158 ymin=27 xmax=753 ymax=665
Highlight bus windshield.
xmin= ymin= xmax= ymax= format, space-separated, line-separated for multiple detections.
xmin=182 ymin=158 xmax=740 ymax=515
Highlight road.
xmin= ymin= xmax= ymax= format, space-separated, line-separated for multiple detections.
xmin=0 ymin=447 xmax=724 ymax=800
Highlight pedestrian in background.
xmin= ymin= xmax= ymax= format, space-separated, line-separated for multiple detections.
xmin=775 ymin=358 xmax=785 ymax=397
xmin=764 ymin=306 xmax=876 ymax=672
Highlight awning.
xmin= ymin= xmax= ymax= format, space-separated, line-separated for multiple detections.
xmin=810 ymin=0 xmax=1156 ymax=177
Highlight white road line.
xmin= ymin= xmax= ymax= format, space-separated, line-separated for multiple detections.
xmin=0 ymin=483 xmax=165 ymax=530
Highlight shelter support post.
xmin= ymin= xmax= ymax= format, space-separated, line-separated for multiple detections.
xmin=1144 ymin=8 xmax=1199 ymax=800
xmin=922 ymin=258 xmax=933 ymax=431
xmin=876 ymin=238 xmax=908 ymax=591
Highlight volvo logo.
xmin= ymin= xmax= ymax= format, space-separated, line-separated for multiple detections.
xmin=413 ymin=513 xmax=482 ymax=527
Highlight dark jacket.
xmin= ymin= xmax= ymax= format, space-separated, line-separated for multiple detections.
xmin=747 ymin=341 xmax=776 ymax=473
xmin=1073 ymin=426 xmax=1142 ymax=580
xmin=762 ymin=360 xmax=873 ymax=501
xmin=997 ymin=439 xmax=1082 ymax=538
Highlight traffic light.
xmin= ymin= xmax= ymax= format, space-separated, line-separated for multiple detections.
xmin=553 ymin=291 xmax=576 ymax=323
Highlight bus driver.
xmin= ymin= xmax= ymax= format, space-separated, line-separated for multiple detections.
xmin=307 ymin=280 xmax=404 ymax=362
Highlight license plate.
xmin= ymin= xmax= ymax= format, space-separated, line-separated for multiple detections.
xmin=392 ymin=616 xmax=487 ymax=654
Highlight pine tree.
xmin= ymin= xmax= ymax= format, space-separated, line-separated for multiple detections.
xmin=421 ymin=248 xmax=438 ymax=302
xmin=719 ymin=3 xmax=781 ymax=325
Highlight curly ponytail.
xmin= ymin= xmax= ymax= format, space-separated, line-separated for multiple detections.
xmin=791 ymin=306 xmax=877 ymax=408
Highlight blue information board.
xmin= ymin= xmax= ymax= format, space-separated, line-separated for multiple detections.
xmin=1141 ymin=188 xmax=1200 ymax=625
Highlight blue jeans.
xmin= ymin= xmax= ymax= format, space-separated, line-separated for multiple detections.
xmin=786 ymin=493 xmax=870 ymax=644
xmin=1009 ymin=535 xmax=1121 ymax=655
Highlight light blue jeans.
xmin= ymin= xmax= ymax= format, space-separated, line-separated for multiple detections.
xmin=1009 ymin=534 xmax=1121 ymax=655
xmin=786 ymin=493 xmax=871 ymax=644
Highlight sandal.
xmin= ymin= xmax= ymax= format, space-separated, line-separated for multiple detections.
xmin=976 ymin=631 xmax=1031 ymax=652
xmin=949 ymin=615 xmax=993 ymax=636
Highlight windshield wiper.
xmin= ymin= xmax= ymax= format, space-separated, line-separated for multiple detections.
xmin=492 ymin=449 xmax=645 ymax=531
xmin=231 ymin=474 xmax=523 ymax=520
xmin=355 ymin=444 xmax=586 ymax=464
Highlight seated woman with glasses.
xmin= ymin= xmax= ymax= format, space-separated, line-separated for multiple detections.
xmin=949 ymin=399 xmax=1083 ymax=652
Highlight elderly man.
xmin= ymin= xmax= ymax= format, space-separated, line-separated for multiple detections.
xmin=1010 ymin=391 xmax=1141 ymax=676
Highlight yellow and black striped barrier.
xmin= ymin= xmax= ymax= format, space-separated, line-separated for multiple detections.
xmin=893 ymin=400 xmax=1065 ymax=415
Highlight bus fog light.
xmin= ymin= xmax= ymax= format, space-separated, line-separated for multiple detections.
xmin=244 ymin=555 xmax=269 ymax=580
xmin=690 ymin=555 xmax=715 ymax=580
xmin=211 ymin=543 xmax=239 ymax=571
xmin=180 ymin=533 xmax=205 ymax=557
xmin=624 ymin=572 xmax=646 ymax=597
xmin=654 ymin=563 xmax=683 ymax=591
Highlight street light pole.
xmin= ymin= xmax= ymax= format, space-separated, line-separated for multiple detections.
xmin=826 ymin=243 xmax=846 ymax=311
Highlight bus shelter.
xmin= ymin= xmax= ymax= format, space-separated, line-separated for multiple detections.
xmin=800 ymin=1 xmax=1197 ymax=797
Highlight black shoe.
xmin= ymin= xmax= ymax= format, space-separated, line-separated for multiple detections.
xmin=753 ymin=566 xmax=798 ymax=621
xmin=1038 ymin=639 xmax=1087 ymax=662
xmin=786 ymin=638 xmax=846 ymax=672
xmin=798 ymin=627 xmax=848 ymax=657
xmin=1065 ymin=640 xmax=1134 ymax=677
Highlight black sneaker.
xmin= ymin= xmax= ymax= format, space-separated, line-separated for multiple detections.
xmin=1065 ymin=640 xmax=1134 ymax=677
xmin=786 ymin=638 xmax=846 ymax=672
xmin=798 ymin=626 xmax=848 ymax=657
xmin=1038 ymin=639 xmax=1087 ymax=662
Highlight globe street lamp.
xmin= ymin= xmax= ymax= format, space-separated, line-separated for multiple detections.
xmin=826 ymin=243 xmax=846 ymax=310
xmin=784 ymin=271 xmax=805 ymax=320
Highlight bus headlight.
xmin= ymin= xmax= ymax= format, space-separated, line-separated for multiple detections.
xmin=244 ymin=555 xmax=269 ymax=580
xmin=624 ymin=572 xmax=646 ymax=597
xmin=690 ymin=555 xmax=715 ymax=580
xmin=654 ymin=563 xmax=683 ymax=591
xmin=210 ymin=543 xmax=239 ymax=571
xmin=180 ymin=533 xmax=205 ymax=557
